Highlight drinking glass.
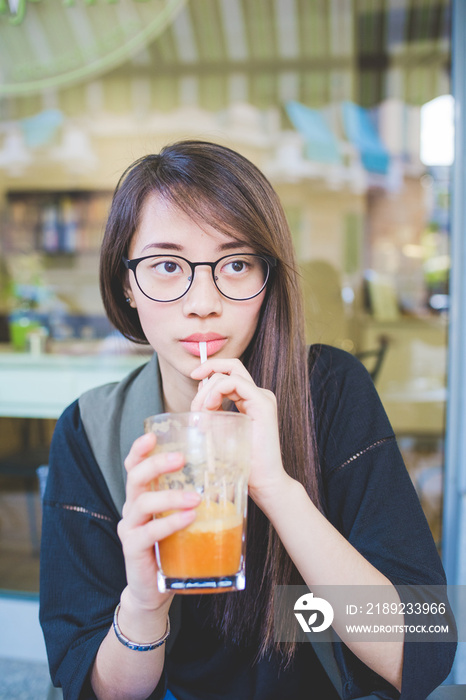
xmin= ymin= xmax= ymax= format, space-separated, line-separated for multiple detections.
xmin=144 ymin=411 xmax=251 ymax=594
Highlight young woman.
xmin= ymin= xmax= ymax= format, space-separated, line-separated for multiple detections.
xmin=40 ymin=141 xmax=455 ymax=700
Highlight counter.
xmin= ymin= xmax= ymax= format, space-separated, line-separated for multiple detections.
xmin=0 ymin=350 xmax=150 ymax=419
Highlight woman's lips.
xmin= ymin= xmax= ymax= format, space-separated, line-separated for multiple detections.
xmin=180 ymin=336 xmax=227 ymax=357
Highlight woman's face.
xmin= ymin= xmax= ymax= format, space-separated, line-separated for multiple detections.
xmin=125 ymin=193 xmax=266 ymax=394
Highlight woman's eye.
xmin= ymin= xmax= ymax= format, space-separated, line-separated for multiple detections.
xmin=224 ymin=259 xmax=249 ymax=274
xmin=154 ymin=260 xmax=181 ymax=274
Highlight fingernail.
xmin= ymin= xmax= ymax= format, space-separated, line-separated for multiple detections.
xmin=166 ymin=452 xmax=183 ymax=463
xmin=139 ymin=433 xmax=154 ymax=450
xmin=204 ymin=392 xmax=215 ymax=409
xmin=184 ymin=491 xmax=201 ymax=504
xmin=180 ymin=509 xmax=196 ymax=522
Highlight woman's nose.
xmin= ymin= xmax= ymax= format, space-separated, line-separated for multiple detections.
xmin=181 ymin=267 xmax=222 ymax=316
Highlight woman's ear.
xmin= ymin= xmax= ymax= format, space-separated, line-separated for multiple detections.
xmin=124 ymin=290 xmax=137 ymax=308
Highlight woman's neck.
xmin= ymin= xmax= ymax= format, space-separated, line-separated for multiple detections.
xmin=159 ymin=363 xmax=198 ymax=413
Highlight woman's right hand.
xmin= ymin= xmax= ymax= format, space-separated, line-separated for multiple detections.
xmin=117 ymin=431 xmax=201 ymax=613
xmin=92 ymin=432 xmax=198 ymax=699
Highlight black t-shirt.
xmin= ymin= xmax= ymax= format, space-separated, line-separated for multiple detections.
xmin=39 ymin=345 xmax=456 ymax=700
xmin=167 ymin=596 xmax=341 ymax=700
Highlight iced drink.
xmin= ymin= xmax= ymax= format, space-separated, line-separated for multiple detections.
xmin=144 ymin=412 xmax=251 ymax=594
xmin=158 ymin=500 xmax=243 ymax=578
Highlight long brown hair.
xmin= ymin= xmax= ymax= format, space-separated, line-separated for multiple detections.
xmin=100 ymin=140 xmax=321 ymax=664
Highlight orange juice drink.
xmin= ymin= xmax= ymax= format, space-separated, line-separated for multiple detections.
xmin=158 ymin=500 xmax=243 ymax=578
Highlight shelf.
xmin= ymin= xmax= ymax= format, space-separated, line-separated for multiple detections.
xmin=3 ymin=190 xmax=112 ymax=255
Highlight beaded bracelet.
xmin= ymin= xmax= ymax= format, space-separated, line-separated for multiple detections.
xmin=113 ymin=603 xmax=170 ymax=652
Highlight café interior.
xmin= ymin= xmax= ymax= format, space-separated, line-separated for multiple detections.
xmin=0 ymin=0 xmax=464 ymax=694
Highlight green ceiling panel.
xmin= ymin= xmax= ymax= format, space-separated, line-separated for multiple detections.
xmin=0 ymin=0 xmax=187 ymax=95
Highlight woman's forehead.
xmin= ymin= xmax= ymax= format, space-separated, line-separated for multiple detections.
xmin=131 ymin=192 xmax=252 ymax=255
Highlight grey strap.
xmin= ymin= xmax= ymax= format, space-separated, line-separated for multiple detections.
xmin=79 ymin=353 xmax=164 ymax=515
xmin=307 ymin=628 xmax=344 ymax=698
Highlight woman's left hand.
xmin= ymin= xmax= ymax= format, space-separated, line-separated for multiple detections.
xmin=190 ymin=358 xmax=292 ymax=508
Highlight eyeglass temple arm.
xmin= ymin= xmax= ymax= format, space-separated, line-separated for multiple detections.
xmin=122 ymin=257 xmax=136 ymax=271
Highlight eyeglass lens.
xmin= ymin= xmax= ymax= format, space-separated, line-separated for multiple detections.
xmin=134 ymin=254 xmax=269 ymax=302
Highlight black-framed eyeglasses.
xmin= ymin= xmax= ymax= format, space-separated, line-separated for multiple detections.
xmin=123 ymin=253 xmax=277 ymax=303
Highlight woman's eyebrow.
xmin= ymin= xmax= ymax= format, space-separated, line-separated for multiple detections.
xmin=140 ymin=240 xmax=251 ymax=254
xmin=218 ymin=240 xmax=251 ymax=251
xmin=141 ymin=242 xmax=184 ymax=253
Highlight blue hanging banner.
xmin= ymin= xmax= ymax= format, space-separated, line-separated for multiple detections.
xmin=285 ymin=101 xmax=341 ymax=165
xmin=341 ymin=101 xmax=390 ymax=175
xmin=20 ymin=110 xmax=64 ymax=148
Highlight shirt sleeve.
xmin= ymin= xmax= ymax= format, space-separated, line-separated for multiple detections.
xmin=309 ymin=345 xmax=456 ymax=699
xmin=39 ymin=401 xmax=167 ymax=700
